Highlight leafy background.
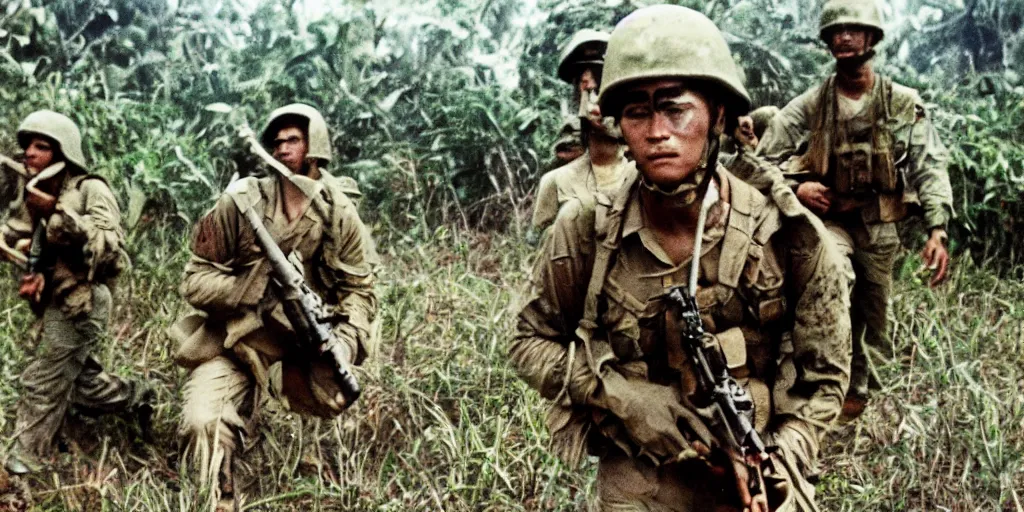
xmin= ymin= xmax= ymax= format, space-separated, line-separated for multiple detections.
xmin=0 ymin=0 xmax=1021 ymax=510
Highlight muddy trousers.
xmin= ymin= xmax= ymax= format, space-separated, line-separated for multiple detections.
xmin=178 ymin=350 xmax=346 ymax=510
xmin=824 ymin=220 xmax=900 ymax=400
xmin=14 ymin=284 xmax=138 ymax=458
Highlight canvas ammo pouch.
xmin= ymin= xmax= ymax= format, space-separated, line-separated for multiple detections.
xmin=704 ymin=326 xmax=772 ymax=432
xmin=832 ymin=78 xmax=899 ymax=196
xmin=832 ymin=129 xmax=897 ymax=196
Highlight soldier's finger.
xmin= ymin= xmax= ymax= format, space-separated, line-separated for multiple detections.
xmin=691 ymin=440 xmax=711 ymax=457
xmin=931 ymin=252 xmax=949 ymax=287
xmin=731 ymin=458 xmax=753 ymax=507
xmin=919 ymin=244 xmax=934 ymax=263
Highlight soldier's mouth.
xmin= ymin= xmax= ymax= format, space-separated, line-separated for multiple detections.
xmin=646 ymin=152 xmax=679 ymax=161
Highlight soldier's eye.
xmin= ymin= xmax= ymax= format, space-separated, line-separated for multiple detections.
xmin=622 ymin=105 xmax=652 ymax=119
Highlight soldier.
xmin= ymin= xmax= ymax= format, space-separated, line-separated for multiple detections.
xmin=170 ymin=104 xmax=377 ymax=511
xmin=755 ymin=0 xmax=954 ymax=418
xmin=1 ymin=110 xmax=151 ymax=475
xmin=533 ymin=28 xmax=628 ymax=235
xmin=722 ymin=106 xmax=780 ymax=185
xmin=510 ymin=6 xmax=850 ymax=511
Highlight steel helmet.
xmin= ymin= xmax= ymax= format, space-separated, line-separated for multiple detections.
xmin=17 ymin=110 xmax=87 ymax=171
xmin=598 ymin=5 xmax=750 ymax=120
xmin=260 ymin=103 xmax=332 ymax=163
xmin=557 ymin=29 xmax=610 ymax=84
xmin=819 ymin=0 xmax=884 ymax=43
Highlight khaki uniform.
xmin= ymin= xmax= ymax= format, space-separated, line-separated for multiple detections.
xmin=511 ymin=164 xmax=851 ymax=511
xmin=532 ymin=153 xmax=629 ymax=233
xmin=755 ymin=75 xmax=953 ymax=398
xmin=721 ymin=151 xmax=787 ymax=194
xmin=2 ymin=174 xmax=140 ymax=460
xmin=170 ymin=172 xmax=376 ymax=505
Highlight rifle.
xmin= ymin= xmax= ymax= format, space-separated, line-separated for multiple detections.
xmin=666 ymin=285 xmax=772 ymax=498
xmin=0 ymin=158 xmax=63 ymax=270
xmin=665 ymin=178 xmax=773 ymax=502
xmin=229 ymin=120 xmax=361 ymax=407
xmin=240 ymin=205 xmax=362 ymax=407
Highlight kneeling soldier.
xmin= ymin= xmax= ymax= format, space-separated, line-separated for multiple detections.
xmin=171 ymin=104 xmax=377 ymax=511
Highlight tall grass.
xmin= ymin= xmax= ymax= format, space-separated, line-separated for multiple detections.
xmin=0 ymin=221 xmax=1020 ymax=511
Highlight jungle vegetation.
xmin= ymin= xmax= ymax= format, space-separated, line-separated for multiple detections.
xmin=0 ymin=0 xmax=1022 ymax=510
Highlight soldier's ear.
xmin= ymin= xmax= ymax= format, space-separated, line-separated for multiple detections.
xmin=712 ymin=104 xmax=727 ymax=136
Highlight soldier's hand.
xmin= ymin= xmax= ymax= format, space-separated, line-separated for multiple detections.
xmin=920 ymin=230 xmax=950 ymax=286
xmin=795 ymin=182 xmax=831 ymax=214
xmin=13 ymin=238 xmax=31 ymax=254
xmin=18 ymin=273 xmax=45 ymax=303
xmin=323 ymin=340 xmax=356 ymax=410
xmin=603 ymin=377 xmax=690 ymax=462
xmin=692 ymin=442 xmax=769 ymax=512
xmin=734 ymin=116 xmax=758 ymax=150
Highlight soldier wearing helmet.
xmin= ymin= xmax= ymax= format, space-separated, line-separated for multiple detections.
xmin=754 ymin=0 xmax=954 ymax=419
xmin=170 ymin=104 xmax=377 ymax=511
xmin=533 ymin=28 xmax=628 ymax=237
xmin=1 ymin=110 xmax=152 ymax=475
xmin=510 ymin=5 xmax=850 ymax=511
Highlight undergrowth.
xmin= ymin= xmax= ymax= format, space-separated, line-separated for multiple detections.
xmin=0 ymin=222 xmax=1020 ymax=511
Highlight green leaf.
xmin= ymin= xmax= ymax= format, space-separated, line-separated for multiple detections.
xmin=204 ymin=103 xmax=234 ymax=113
xmin=125 ymin=182 xmax=147 ymax=229
xmin=378 ymin=87 xmax=410 ymax=113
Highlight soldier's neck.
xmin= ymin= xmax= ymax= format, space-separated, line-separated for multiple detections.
xmin=640 ymin=183 xmax=701 ymax=232
xmin=280 ymin=177 xmax=312 ymax=223
xmin=835 ymin=61 xmax=875 ymax=99
xmin=588 ymin=134 xmax=621 ymax=166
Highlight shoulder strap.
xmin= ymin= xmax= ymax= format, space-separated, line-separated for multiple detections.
xmin=878 ymin=74 xmax=894 ymax=121
xmin=718 ymin=174 xmax=757 ymax=288
xmin=573 ymin=179 xmax=631 ymax=351
xmin=75 ymin=174 xmax=111 ymax=190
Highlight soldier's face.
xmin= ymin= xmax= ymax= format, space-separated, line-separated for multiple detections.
xmin=577 ymin=68 xmax=608 ymax=131
xmin=577 ymin=67 xmax=599 ymax=98
xmin=272 ymin=125 xmax=309 ymax=173
xmin=555 ymin=144 xmax=585 ymax=164
xmin=23 ymin=136 xmax=55 ymax=174
xmin=619 ymin=80 xmax=723 ymax=187
xmin=828 ymin=25 xmax=872 ymax=59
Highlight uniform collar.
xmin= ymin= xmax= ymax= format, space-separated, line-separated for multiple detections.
xmin=621 ymin=170 xmax=731 ymax=267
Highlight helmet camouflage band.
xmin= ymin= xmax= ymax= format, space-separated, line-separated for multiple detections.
xmin=557 ymin=29 xmax=610 ymax=84
xmin=260 ymin=103 xmax=332 ymax=163
xmin=598 ymin=5 xmax=751 ymax=121
xmin=819 ymin=0 xmax=885 ymax=43
xmin=17 ymin=110 xmax=87 ymax=171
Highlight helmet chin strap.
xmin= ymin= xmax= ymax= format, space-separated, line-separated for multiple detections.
xmin=639 ymin=133 xmax=721 ymax=206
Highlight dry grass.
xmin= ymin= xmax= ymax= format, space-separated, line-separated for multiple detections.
xmin=0 ymin=224 xmax=1020 ymax=511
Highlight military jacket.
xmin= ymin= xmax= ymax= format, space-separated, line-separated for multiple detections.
xmin=756 ymin=74 xmax=954 ymax=229
xmin=172 ymin=173 xmax=377 ymax=374
xmin=532 ymin=153 xmax=629 ymax=232
xmin=1 ymin=174 xmax=128 ymax=317
xmin=511 ymin=164 xmax=851 ymax=477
